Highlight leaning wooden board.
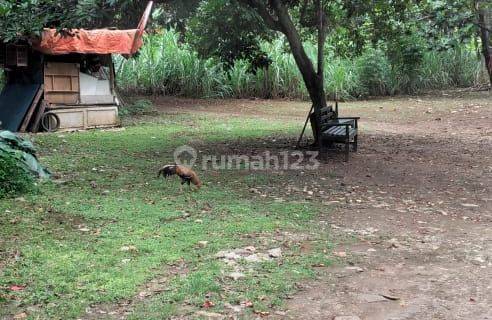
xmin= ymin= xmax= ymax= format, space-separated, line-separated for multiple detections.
xmin=19 ymin=85 xmax=44 ymax=132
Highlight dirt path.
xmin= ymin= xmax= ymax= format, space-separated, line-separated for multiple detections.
xmin=153 ymin=91 xmax=492 ymax=320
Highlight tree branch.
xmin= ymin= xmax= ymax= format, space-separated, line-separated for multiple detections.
xmin=237 ymin=0 xmax=281 ymax=31
xmin=299 ymin=0 xmax=311 ymax=27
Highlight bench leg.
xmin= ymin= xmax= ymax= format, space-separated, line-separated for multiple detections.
xmin=353 ymin=135 xmax=358 ymax=152
xmin=345 ymin=139 xmax=350 ymax=162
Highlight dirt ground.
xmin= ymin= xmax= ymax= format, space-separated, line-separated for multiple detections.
xmin=151 ymin=90 xmax=492 ymax=320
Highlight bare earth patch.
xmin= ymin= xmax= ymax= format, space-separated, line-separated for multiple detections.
xmin=153 ymin=90 xmax=492 ymax=320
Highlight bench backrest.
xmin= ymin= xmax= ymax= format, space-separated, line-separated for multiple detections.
xmin=317 ymin=106 xmax=337 ymax=131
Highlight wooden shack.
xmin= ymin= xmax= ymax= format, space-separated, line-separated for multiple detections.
xmin=0 ymin=1 xmax=153 ymax=133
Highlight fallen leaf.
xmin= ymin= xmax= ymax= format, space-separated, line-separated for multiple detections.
xmin=9 ymin=285 xmax=26 ymax=292
xmin=333 ymin=251 xmax=347 ymax=257
xmin=202 ymin=300 xmax=215 ymax=309
xmin=241 ymin=300 xmax=253 ymax=307
xmin=254 ymin=310 xmax=270 ymax=316
xmin=381 ymin=293 xmax=400 ymax=301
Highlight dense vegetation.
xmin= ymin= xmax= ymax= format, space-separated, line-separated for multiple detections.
xmin=0 ymin=154 xmax=34 ymax=198
xmin=116 ymin=30 xmax=486 ymax=100
xmin=1 ymin=0 xmax=490 ymax=104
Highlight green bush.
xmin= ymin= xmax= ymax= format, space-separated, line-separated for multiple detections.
xmin=0 ymin=153 xmax=35 ymax=198
xmin=119 ymin=99 xmax=156 ymax=117
xmin=356 ymin=48 xmax=393 ymax=96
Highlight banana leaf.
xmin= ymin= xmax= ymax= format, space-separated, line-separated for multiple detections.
xmin=0 ymin=131 xmax=50 ymax=179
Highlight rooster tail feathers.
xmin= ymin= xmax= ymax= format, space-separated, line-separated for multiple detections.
xmin=158 ymin=165 xmax=177 ymax=178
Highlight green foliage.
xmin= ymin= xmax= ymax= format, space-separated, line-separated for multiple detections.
xmin=356 ymin=48 xmax=392 ymax=96
xmin=0 ymin=70 xmax=5 ymax=91
xmin=187 ymin=0 xmax=271 ymax=67
xmin=119 ymin=99 xmax=156 ymax=117
xmin=0 ymin=0 xmax=150 ymax=41
xmin=0 ymin=153 xmax=35 ymax=198
xmin=418 ymin=0 xmax=478 ymax=50
xmin=116 ymin=31 xmax=485 ymax=100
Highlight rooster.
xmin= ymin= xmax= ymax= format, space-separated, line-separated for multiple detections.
xmin=158 ymin=164 xmax=202 ymax=190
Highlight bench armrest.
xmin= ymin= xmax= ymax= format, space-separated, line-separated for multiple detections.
xmin=320 ymin=120 xmax=354 ymax=132
xmin=324 ymin=122 xmax=352 ymax=127
xmin=337 ymin=117 xmax=358 ymax=129
xmin=337 ymin=117 xmax=360 ymax=120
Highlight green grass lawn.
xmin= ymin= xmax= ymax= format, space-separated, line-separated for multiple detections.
xmin=0 ymin=113 xmax=333 ymax=319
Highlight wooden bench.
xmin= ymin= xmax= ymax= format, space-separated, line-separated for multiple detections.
xmin=311 ymin=105 xmax=359 ymax=161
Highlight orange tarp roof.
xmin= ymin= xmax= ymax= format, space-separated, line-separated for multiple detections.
xmin=33 ymin=28 xmax=144 ymax=55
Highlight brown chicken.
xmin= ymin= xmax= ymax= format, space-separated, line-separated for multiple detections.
xmin=158 ymin=164 xmax=202 ymax=189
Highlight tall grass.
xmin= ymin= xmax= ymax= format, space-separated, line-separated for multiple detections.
xmin=116 ymin=32 xmax=229 ymax=98
xmin=116 ymin=30 xmax=487 ymax=100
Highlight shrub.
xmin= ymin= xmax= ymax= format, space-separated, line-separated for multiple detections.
xmin=119 ymin=99 xmax=156 ymax=117
xmin=356 ymin=48 xmax=392 ymax=96
xmin=0 ymin=153 xmax=35 ymax=198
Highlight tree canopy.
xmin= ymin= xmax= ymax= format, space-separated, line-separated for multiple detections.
xmin=1 ymin=0 xmax=490 ymax=89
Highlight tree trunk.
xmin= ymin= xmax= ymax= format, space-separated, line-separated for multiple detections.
xmin=477 ymin=3 xmax=492 ymax=85
xmin=238 ymin=0 xmax=329 ymax=144
xmin=271 ymin=0 xmax=327 ymax=110
xmin=239 ymin=0 xmax=327 ymax=110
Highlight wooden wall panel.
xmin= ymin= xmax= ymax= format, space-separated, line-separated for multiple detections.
xmin=44 ymin=63 xmax=80 ymax=104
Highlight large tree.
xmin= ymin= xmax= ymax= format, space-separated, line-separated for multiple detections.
xmin=476 ymin=0 xmax=491 ymax=84
xmin=236 ymin=0 xmax=329 ymax=112
xmin=418 ymin=0 xmax=492 ymax=85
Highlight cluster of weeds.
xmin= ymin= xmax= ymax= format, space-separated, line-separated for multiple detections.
xmin=0 ymin=154 xmax=35 ymax=198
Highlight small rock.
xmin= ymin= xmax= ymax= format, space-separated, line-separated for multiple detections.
xmin=228 ymin=272 xmax=246 ymax=280
xmin=120 ymin=245 xmax=137 ymax=252
xmin=13 ymin=313 xmax=28 ymax=320
xmin=198 ymin=241 xmax=208 ymax=248
xmin=268 ymin=248 xmax=282 ymax=258
xmin=224 ymin=252 xmax=241 ymax=260
xmin=194 ymin=311 xmax=225 ymax=319
xmin=333 ymin=251 xmax=347 ymax=257
xmin=14 ymin=197 xmax=26 ymax=202
xmin=461 ymin=203 xmax=479 ymax=208
xmin=388 ymin=238 xmax=400 ymax=248
xmin=345 ymin=266 xmax=364 ymax=273
xmin=138 ymin=291 xmax=151 ymax=298
xmin=334 ymin=316 xmax=361 ymax=320
xmin=215 ymin=250 xmax=228 ymax=258
xmin=224 ymin=303 xmax=243 ymax=313
xmin=244 ymin=254 xmax=263 ymax=263
xmin=357 ymin=293 xmax=388 ymax=303
xmin=244 ymin=246 xmax=256 ymax=252
xmin=102 ymin=190 xmax=110 ymax=195
xmin=471 ymin=256 xmax=485 ymax=265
